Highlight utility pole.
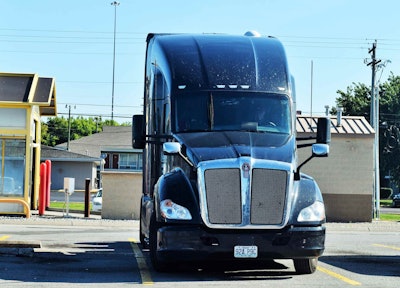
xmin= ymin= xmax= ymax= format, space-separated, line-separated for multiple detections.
xmin=66 ymin=104 xmax=76 ymax=151
xmin=366 ymin=40 xmax=381 ymax=219
xmin=367 ymin=41 xmax=381 ymax=127
xmin=111 ymin=1 xmax=120 ymax=122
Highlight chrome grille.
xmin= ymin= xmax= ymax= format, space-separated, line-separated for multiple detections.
xmin=251 ymin=169 xmax=287 ymax=225
xmin=204 ymin=168 xmax=242 ymax=224
xmin=203 ymin=165 xmax=288 ymax=227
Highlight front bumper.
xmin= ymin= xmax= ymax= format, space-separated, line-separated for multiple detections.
xmin=155 ymin=225 xmax=325 ymax=263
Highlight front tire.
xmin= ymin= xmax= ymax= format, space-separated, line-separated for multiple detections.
xmin=293 ymin=258 xmax=318 ymax=274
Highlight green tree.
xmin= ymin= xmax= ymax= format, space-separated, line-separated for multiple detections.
xmin=70 ymin=116 xmax=98 ymax=140
xmin=41 ymin=121 xmax=59 ymax=146
xmin=333 ymin=82 xmax=371 ymax=121
xmin=42 ymin=117 xmax=69 ymax=146
xmin=41 ymin=116 xmax=126 ymax=147
xmin=103 ymin=119 xmax=119 ymax=126
xmin=334 ymin=73 xmax=400 ymax=187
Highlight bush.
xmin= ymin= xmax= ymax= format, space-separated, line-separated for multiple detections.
xmin=380 ymin=187 xmax=393 ymax=199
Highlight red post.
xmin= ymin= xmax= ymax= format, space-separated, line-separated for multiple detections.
xmin=45 ymin=160 xmax=52 ymax=208
xmin=39 ymin=163 xmax=47 ymax=216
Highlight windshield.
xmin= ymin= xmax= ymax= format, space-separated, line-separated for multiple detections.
xmin=173 ymin=91 xmax=291 ymax=134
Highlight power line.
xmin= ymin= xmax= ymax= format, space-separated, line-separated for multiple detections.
xmin=57 ymin=80 xmax=142 ymax=85
xmin=57 ymin=112 xmax=132 ymax=118
xmin=1 ymin=29 xmax=400 ymax=48
xmin=58 ymin=102 xmax=141 ymax=108
xmin=3 ymin=27 xmax=400 ymax=46
xmin=0 ymin=39 xmax=143 ymax=45
xmin=2 ymin=30 xmax=400 ymax=58
xmin=0 ymin=34 xmax=144 ymax=40
xmin=0 ymin=49 xmax=137 ymax=55
xmin=0 ymin=27 xmax=147 ymax=35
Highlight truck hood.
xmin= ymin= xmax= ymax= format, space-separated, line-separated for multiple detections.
xmin=174 ymin=131 xmax=295 ymax=165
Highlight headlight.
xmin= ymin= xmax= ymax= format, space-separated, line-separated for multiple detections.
xmin=297 ymin=201 xmax=325 ymax=222
xmin=160 ymin=199 xmax=192 ymax=220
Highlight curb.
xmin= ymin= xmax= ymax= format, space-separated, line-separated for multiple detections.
xmin=325 ymin=221 xmax=400 ymax=232
xmin=47 ymin=207 xmax=101 ymax=216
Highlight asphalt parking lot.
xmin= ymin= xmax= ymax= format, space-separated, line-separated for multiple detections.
xmin=0 ymin=211 xmax=399 ymax=287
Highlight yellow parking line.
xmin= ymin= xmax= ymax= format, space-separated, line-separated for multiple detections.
xmin=317 ymin=266 xmax=361 ymax=286
xmin=129 ymin=238 xmax=153 ymax=285
xmin=373 ymin=243 xmax=400 ymax=251
xmin=0 ymin=235 xmax=10 ymax=241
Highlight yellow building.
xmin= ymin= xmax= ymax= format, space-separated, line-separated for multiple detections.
xmin=0 ymin=72 xmax=56 ymax=218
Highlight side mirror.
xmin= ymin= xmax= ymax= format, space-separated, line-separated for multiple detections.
xmin=132 ymin=115 xmax=145 ymax=149
xmin=295 ymin=118 xmax=331 ymax=180
xmin=163 ymin=142 xmax=193 ymax=167
xmin=316 ymin=117 xmax=331 ymax=144
xmin=312 ymin=143 xmax=329 ymax=157
xmin=163 ymin=142 xmax=181 ymax=155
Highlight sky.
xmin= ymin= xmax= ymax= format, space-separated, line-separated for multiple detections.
xmin=1 ymin=0 xmax=399 ymax=123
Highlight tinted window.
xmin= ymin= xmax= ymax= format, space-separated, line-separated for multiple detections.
xmin=173 ymin=92 xmax=291 ymax=134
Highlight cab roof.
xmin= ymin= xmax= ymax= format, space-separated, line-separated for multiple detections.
xmin=146 ymin=33 xmax=290 ymax=94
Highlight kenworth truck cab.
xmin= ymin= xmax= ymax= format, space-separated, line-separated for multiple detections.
xmin=132 ymin=32 xmax=331 ymax=274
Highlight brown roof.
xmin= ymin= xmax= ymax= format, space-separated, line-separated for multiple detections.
xmin=296 ymin=116 xmax=374 ymax=135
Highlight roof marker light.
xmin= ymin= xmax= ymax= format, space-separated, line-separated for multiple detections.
xmin=278 ymin=87 xmax=285 ymax=91
xmin=229 ymin=85 xmax=238 ymax=89
xmin=240 ymin=85 xmax=250 ymax=89
xmin=178 ymin=85 xmax=186 ymax=89
xmin=244 ymin=31 xmax=261 ymax=37
xmin=216 ymin=85 xmax=226 ymax=89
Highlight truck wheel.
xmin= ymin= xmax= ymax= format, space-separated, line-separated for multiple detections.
xmin=149 ymin=212 xmax=170 ymax=272
xmin=293 ymin=258 xmax=318 ymax=274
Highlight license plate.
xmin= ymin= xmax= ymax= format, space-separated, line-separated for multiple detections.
xmin=234 ymin=245 xmax=258 ymax=258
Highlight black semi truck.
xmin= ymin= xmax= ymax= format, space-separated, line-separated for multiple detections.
xmin=132 ymin=32 xmax=330 ymax=274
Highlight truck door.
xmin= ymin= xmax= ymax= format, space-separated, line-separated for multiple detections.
xmin=146 ymin=70 xmax=169 ymax=196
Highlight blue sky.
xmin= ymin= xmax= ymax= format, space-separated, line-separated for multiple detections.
xmin=1 ymin=0 xmax=399 ymax=123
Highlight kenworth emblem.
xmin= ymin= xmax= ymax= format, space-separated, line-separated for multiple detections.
xmin=242 ymin=163 xmax=250 ymax=178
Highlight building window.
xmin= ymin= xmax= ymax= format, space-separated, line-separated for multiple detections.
xmin=0 ymin=139 xmax=25 ymax=197
xmin=119 ymin=153 xmax=142 ymax=170
xmin=104 ymin=153 xmax=119 ymax=169
xmin=103 ymin=152 xmax=142 ymax=171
